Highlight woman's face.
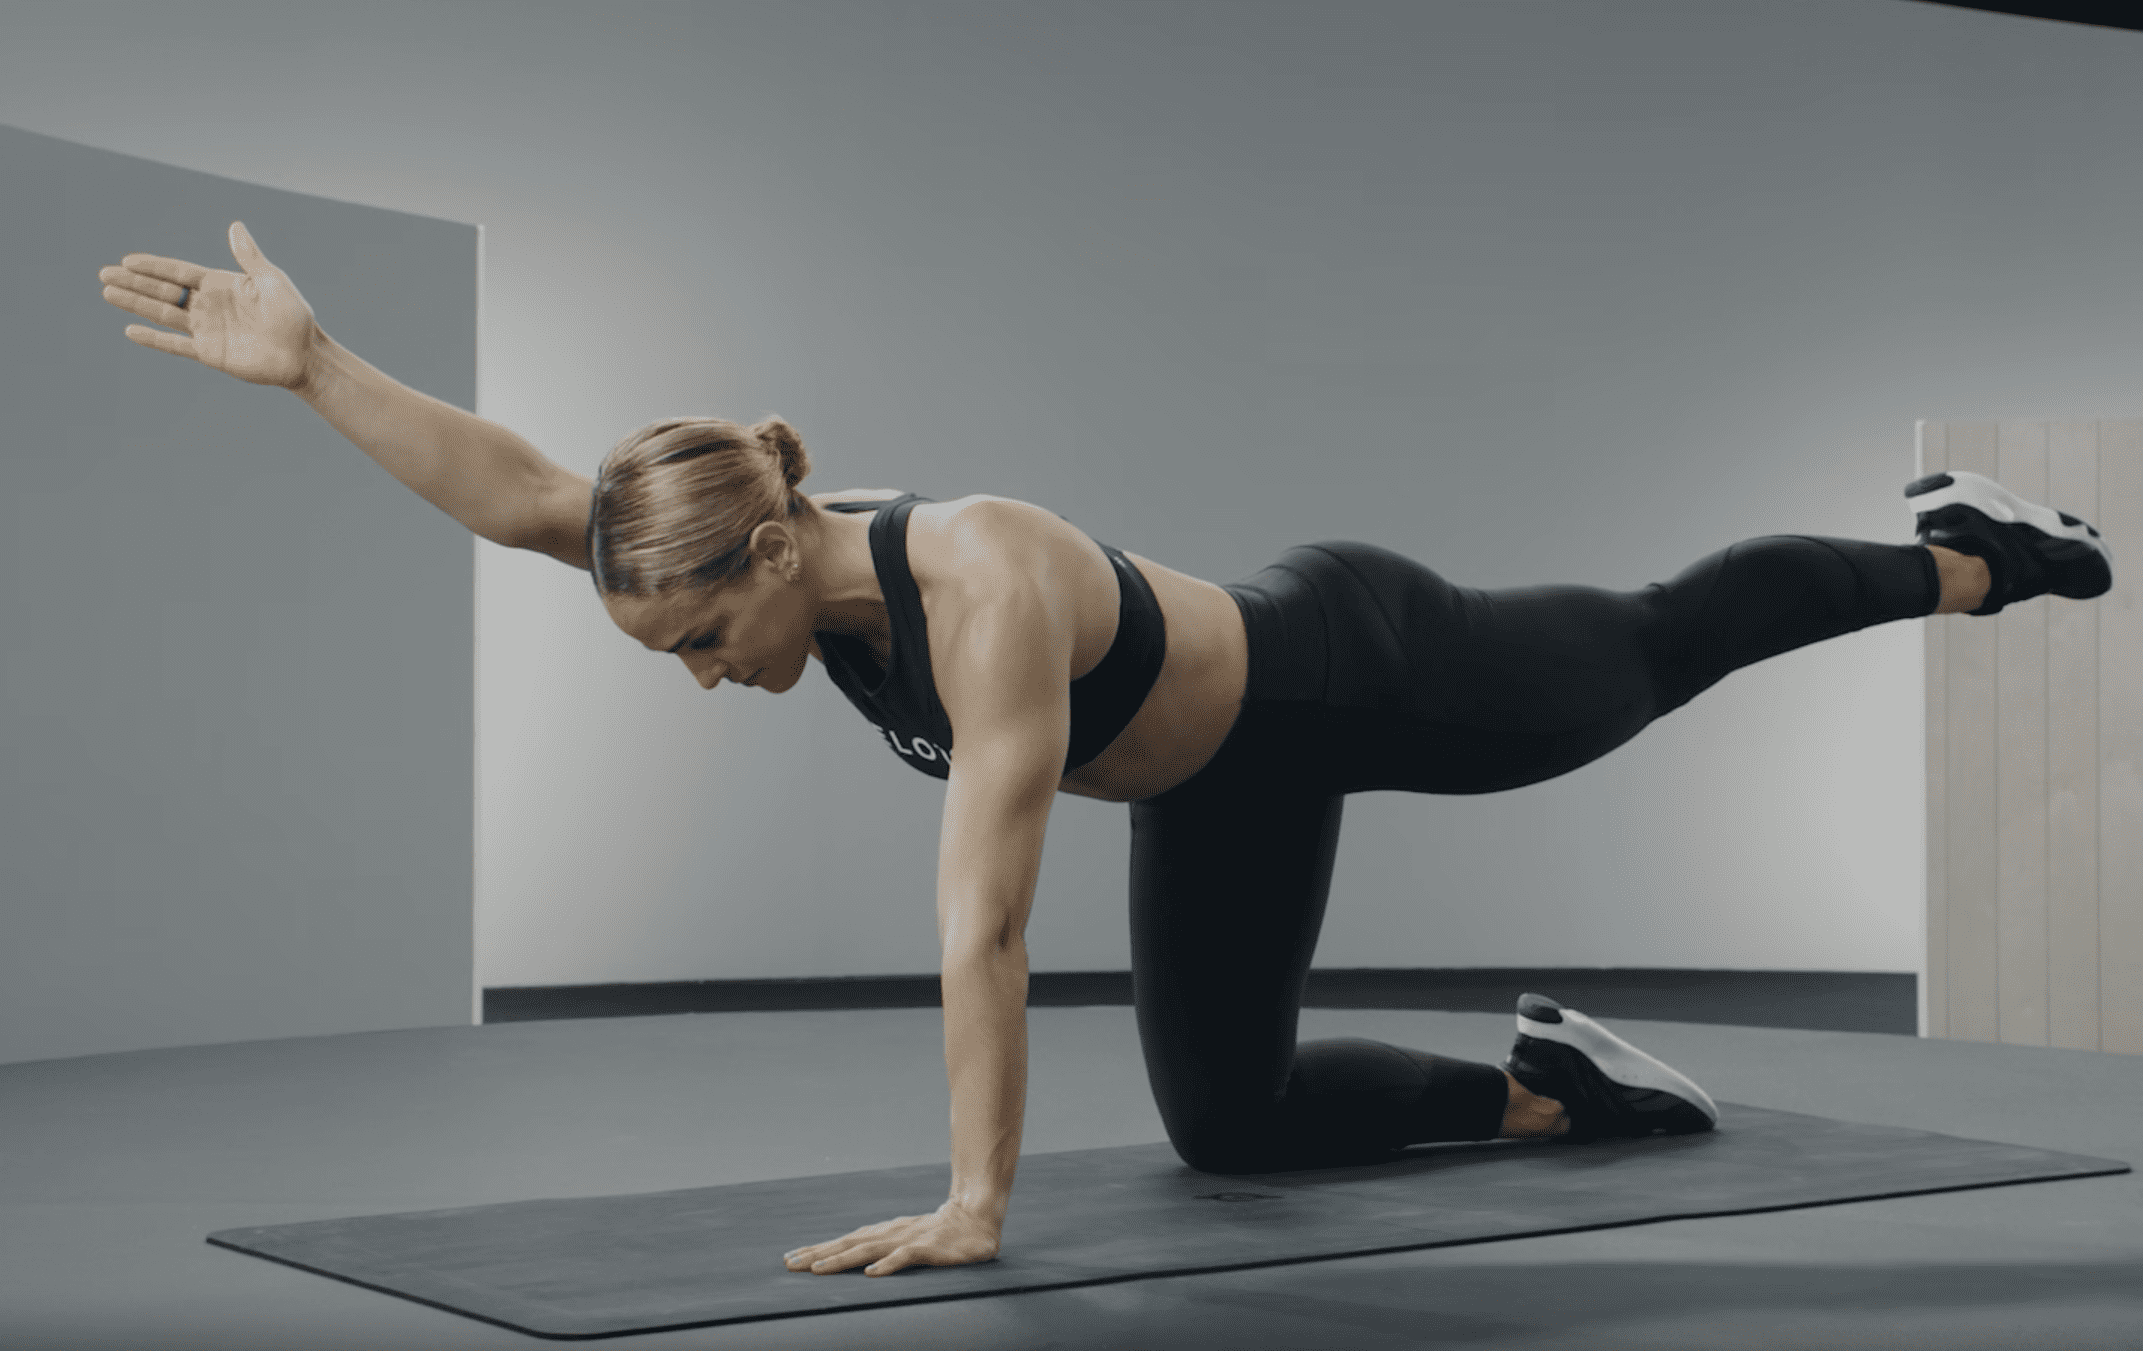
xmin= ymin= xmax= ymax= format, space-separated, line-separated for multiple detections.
xmin=604 ymin=551 xmax=817 ymax=693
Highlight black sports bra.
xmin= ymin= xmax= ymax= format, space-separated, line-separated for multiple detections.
xmin=814 ymin=494 xmax=1167 ymax=781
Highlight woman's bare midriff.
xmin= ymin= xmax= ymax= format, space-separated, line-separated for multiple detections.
xmin=812 ymin=489 xmax=1249 ymax=804
xmin=1055 ymin=554 xmax=1247 ymax=803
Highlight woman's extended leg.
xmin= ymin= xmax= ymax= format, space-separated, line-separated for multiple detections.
xmin=1929 ymin=545 xmax=1992 ymax=614
xmin=1628 ymin=532 xmax=1944 ymax=722
xmin=1186 ymin=532 xmax=1937 ymax=808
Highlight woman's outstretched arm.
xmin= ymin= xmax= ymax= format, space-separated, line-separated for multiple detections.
xmin=292 ymin=335 xmax=594 ymax=567
xmin=99 ymin=221 xmax=592 ymax=568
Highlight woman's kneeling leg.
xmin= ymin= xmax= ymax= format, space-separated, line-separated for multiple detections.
xmin=1128 ymin=739 xmax=1508 ymax=1173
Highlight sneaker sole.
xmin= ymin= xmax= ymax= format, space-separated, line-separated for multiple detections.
xmin=1515 ymin=1002 xmax=1720 ymax=1127
xmin=1906 ymin=470 xmax=2115 ymax=571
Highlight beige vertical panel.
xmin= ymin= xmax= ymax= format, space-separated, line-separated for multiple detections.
xmin=1994 ymin=423 xmax=2050 ymax=1045
xmin=1943 ymin=422 xmax=2002 ymax=1043
xmin=2046 ymin=422 xmax=2101 ymax=1051
xmin=1919 ymin=422 xmax=1949 ymax=1039
xmin=1929 ymin=418 xmax=2139 ymax=1055
xmin=2099 ymin=422 xmax=2143 ymax=1055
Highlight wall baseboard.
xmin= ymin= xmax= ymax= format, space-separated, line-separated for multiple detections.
xmin=484 ymin=968 xmax=1917 ymax=1035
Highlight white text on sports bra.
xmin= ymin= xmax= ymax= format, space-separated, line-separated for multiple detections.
xmin=873 ymin=722 xmax=952 ymax=764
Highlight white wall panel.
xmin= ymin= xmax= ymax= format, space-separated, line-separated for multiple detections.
xmin=1925 ymin=420 xmax=2139 ymax=1054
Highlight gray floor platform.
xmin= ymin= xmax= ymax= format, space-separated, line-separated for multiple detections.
xmin=4 ymin=1006 xmax=2140 ymax=1350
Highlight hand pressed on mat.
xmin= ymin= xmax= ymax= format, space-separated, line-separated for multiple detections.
xmin=783 ymin=1199 xmax=1001 ymax=1277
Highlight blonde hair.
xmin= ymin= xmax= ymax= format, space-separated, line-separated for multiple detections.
xmin=587 ymin=415 xmax=813 ymax=596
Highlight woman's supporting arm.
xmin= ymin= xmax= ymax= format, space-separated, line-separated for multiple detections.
xmin=935 ymin=738 xmax=1056 ymax=1225
xmin=783 ymin=744 xmax=1051 ymax=1277
xmin=781 ymin=503 xmax=1077 ymax=1277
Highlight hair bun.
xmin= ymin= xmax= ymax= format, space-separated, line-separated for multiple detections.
xmin=752 ymin=416 xmax=812 ymax=490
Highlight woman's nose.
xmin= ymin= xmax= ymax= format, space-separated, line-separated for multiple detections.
xmin=679 ymin=652 xmax=726 ymax=689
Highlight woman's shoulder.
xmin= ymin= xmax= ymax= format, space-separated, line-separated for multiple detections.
xmin=814 ymin=489 xmax=1067 ymax=534
xmin=914 ymin=494 xmax=1078 ymax=542
xmin=905 ymin=496 xmax=1105 ymax=605
xmin=811 ymin=487 xmax=909 ymax=506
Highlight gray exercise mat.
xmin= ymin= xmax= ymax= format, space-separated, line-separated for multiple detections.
xmin=206 ymin=1102 xmax=2129 ymax=1340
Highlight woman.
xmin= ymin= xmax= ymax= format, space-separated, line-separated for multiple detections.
xmin=98 ymin=223 xmax=2113 ymax=1280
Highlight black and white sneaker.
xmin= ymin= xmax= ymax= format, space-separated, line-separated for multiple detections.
xmin=1501 ymin=993 xmax=1719 ymax=1144
xmin=1906 ymin=470 xmax=2114 ymax=616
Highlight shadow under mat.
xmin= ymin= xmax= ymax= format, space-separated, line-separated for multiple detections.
xmin=206 ymin=1104 xmax=2128 ymax=1341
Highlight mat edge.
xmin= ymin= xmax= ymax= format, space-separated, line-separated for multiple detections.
xmin=203 ymin=1159 xmax=2133 ymax=1339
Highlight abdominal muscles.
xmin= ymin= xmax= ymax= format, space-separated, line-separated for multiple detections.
xmin=1056 ymin=555 xmax=1246 ymax=803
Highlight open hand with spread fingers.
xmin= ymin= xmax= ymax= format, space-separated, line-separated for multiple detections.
xmin=783 ymin=1200 xmax=1002 ymax=1278
xmin=96 ymin=220 xmax=319 ymax=390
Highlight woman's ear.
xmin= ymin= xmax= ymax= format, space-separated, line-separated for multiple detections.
xmin=748 ymin=519 xmax=802 ymax=582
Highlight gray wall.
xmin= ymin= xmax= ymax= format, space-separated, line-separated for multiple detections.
xmin=3 ymin=1 xmax=2139 ymax=1002
xmin=0 ymin=123 xmax=475 ymax=1062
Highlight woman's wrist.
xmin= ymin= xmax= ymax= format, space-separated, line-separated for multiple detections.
xmin=940 ymin=1193 xmax=1010 ymax=1227
xmin=286 ymin=323 xmax=338 ymax=398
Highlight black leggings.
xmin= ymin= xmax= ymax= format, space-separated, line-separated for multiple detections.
xmin=1126 ymin=535 xmax=1940 ymax=1174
